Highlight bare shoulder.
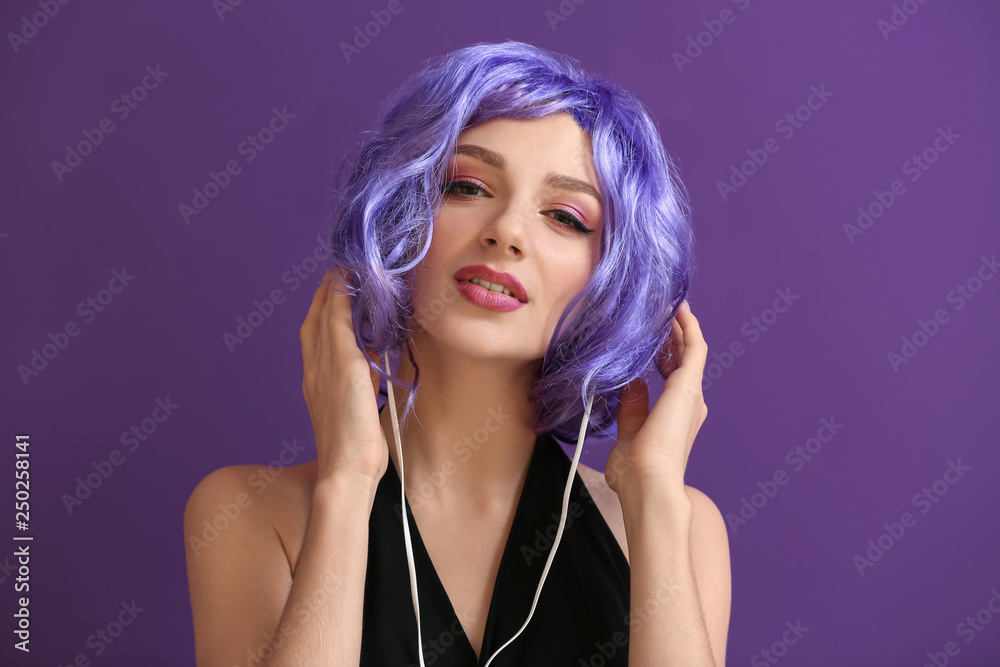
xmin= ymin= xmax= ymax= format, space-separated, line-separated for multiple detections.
xmin=569 ymin=470 xmax=731 ymax=663
xmin=682 ymin=485 xmax=731 ymax=567
xmin=185 ymin=459 xmax=320 ymax=576
xmin=573 ymin=464 xmax=730 ymax=575
xmin=682 ymin=484 xmax=731 ymax=570
xmin=183 ymin=463 xmax=319 ymax=665
xmin=681 ymin=484 xmax=732 ymax=666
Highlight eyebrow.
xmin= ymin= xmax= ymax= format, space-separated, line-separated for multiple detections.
xmin=454 ymin=144 xmax=603 ymax=205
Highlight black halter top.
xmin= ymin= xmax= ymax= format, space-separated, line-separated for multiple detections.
xmin=359 ymin=406 xmax=631 ymax=666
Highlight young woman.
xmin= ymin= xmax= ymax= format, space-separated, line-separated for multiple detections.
xmin=185 ymin=40 xmax=730 ymax=667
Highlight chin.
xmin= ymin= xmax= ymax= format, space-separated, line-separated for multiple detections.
xmin=414 ymin=312 xmax=545 ymax=362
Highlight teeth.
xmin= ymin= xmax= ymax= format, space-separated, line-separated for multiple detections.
xmin=470 ymin=277 xmax=514 ymax=297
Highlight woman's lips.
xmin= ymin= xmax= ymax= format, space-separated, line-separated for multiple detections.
xmin=453 ymin=264 xmax=528 ymax=302
xmin=454 ymin=278 xmax=525 ymax=312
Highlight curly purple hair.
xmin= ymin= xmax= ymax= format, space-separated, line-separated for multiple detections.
xmin=324 ymin=39 xmax=695 ymax=443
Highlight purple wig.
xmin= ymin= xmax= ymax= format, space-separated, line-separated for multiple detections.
xmin=325 ymin=39 xmax=695 ymax=443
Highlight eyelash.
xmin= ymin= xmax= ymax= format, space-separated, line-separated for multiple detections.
xmin=440 ymin=179 xmax=595 ymax=235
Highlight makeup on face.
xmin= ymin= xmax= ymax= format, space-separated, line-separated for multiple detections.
xmin=444 ymin=148 xmax=602 ymax=236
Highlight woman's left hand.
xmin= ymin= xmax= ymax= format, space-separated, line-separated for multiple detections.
xmin=604 ymin=300 xmax=709 ymax=501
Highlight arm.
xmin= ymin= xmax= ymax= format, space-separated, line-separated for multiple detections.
xmin=259 ymin=470 xmax=379 ymax=666
xmin=184 ymin=465 xmax=379 ymax=667
xmin=620 ymin=481 xmax=731 ymax=667
xmin=604 ymin=301 xmax=731 ymax=666
xmin=184 ymin=268 xmax=392 ymax=665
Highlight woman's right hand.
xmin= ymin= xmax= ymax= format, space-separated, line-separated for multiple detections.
xmin=300 ymin=267 xmax=389 ymax=484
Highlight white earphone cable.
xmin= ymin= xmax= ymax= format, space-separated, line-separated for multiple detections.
xmin=385 ymin=350 xmax=594 ymax=667
xmin=481 ymin=387 xmax=594 ymax=667
xmin=384 ymin=351 xmax=427 ymax=667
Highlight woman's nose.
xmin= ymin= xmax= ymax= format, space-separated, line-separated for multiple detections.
xmin=479 ymin=203 xmax=530 ymax=256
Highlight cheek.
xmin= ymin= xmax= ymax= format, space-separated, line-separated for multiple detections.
xmin=539 ymin=260 xmax=594 ymax=336
xmin=409 ymin=267 xmax=445 ymax=333
xmin=425 ymin=211 xmax=468 ymax=262
xmin=552 ymin=244 xmax=598 ymax=299
xmin=408 ymin=235 xmax=462 ymax=330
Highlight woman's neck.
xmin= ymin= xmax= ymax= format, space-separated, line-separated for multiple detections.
xmin=378 ymin=337 xmax=542 ymax=513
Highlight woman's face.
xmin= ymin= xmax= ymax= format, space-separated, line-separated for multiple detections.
xmin=409 ymin=112 xmax=605 ymax=363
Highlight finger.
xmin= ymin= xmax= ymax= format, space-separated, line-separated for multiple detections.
xmin=640 ymin=302 xmax=708 ymax=442
xmin=316 ymin=265 xmax=354 ymax=375
xmin=656 ymin=318 xmax=681 ymax=378
xmin=301 ymin=270 xmax=334 ymax=374
xmin=674 ymin=300 xmax=707 ymax=380
xmin=616 ymin=378 xmax=649 ymax=444
xmin=673 ymin=301 xmax=687 ymax=353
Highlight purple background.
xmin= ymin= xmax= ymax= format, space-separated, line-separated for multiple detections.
xmin=3 ymin=0 xmax=999 ymax=664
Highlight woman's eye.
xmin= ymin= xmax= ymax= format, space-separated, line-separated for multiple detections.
xmin=441 ymin=181 xmax=595 ymax=235
xmin=548 ymin=209 xmax=595 ymax=235
xmin=441 ymin=180 xmax=486 ymax=197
